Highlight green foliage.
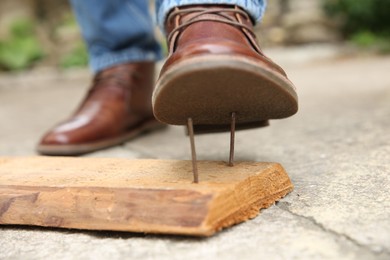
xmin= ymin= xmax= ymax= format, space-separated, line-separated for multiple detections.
xmin=0 ymin=19 xmax=44 ymax=71
xmin=324 ymin=0 xmax=390 ymax=36
xmin=323 ymin=0 xmax=390 ymax=52
xmin=60 ymin=43 xmax=88 ymax=69
xmin=56 ymin=12 xmax=89 ymax=69
xmin=350 ymin=31 xmax=390 ymax=54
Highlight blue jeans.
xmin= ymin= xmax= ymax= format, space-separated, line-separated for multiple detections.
xmin=69 ymin=0 xmax=267 ymax=73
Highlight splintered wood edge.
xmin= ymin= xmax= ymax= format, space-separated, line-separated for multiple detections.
xmin=201 ymin=163 xmax=293 ymax=236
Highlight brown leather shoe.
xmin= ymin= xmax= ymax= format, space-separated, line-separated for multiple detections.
xmin=37 ymin=62 xmax=165 ymax=155
xmin=153 ymin=5 xmax=298 ymax=132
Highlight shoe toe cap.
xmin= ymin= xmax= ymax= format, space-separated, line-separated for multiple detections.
xmin=39 ymin=131 xmax=71 ymax=146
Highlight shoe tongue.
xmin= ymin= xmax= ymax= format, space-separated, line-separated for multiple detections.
xmin=181 ymin=12 xmax=251 ymax=46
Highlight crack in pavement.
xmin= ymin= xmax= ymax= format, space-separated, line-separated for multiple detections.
xmin=276 ymin=202 xmax=390 ymax=258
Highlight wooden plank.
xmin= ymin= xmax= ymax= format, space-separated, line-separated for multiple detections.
xmin=0 ymin=156 xmax=293 ymax=236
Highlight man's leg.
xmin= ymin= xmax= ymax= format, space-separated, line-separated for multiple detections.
xmin=152 ymin=0 xmax=297 ymax=172
xmin=37 ymin=0 xmax=164 ymax=155
xmin=70 ymin=0 xmax=162 ymax=72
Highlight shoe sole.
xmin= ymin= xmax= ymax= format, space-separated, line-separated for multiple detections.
xmin=36 ymin=119 xmax=166 ymax=156
xmin=153 ymin=55 xmax=298 ymax=127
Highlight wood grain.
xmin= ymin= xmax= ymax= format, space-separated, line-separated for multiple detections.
xmin=0 ymin=156 xmax=293 ymax=236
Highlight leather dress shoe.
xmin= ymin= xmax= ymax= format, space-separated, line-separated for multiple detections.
xmin=153 ymin=5 xmax=298 ymax=133
xmin=37 ymin=62 xmax=165 ymax=155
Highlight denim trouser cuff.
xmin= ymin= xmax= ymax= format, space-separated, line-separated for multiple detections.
xmin=90 ymin=48 xmax=162 ymax=73
xmin=156 ymin=0 xmax=267 ymax=30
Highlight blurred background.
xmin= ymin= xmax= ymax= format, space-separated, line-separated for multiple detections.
xmin=0 ymin=0 xmax=389 ymax=72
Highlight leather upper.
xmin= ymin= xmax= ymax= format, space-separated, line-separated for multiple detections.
xmin=39 ymin=62 xmax=155 ymax=145
xmin=160 ymin=5 xmax=287 ymax=77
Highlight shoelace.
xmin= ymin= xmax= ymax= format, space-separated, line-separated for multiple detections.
xmin=167 ymin=7 xmax=257 ymax=53
xmin=167 ymin=7 xmax=287 ymax=80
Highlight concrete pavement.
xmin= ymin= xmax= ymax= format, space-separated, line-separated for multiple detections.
xmin=0 ymin=47 xmax=389 ymax=259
